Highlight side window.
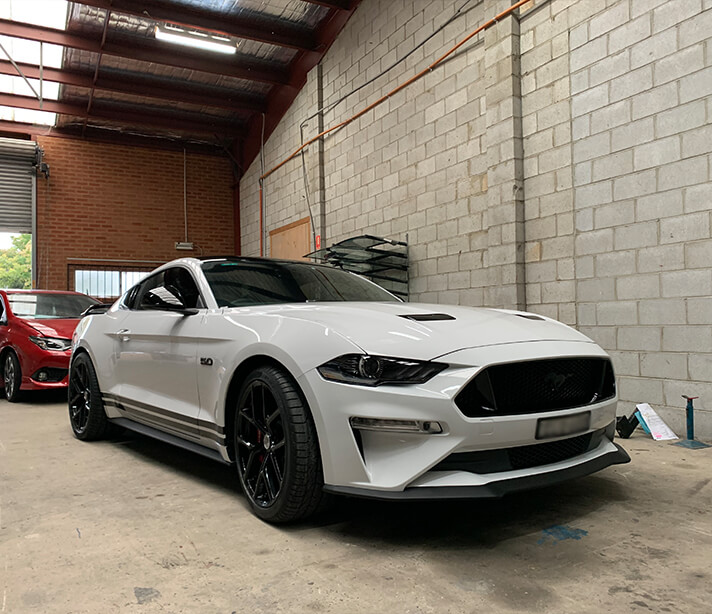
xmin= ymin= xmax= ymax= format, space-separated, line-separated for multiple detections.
xmin=136 ymin=268 xmax=203 ymax=310
xmin=0 ymin=296 xmax=5 ymax=322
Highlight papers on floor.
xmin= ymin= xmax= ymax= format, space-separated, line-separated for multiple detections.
xmin=635 ymin=403 xmax=678 ymax=441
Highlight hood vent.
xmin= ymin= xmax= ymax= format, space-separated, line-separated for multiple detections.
xmin=516 ymin=314 xmax=545 ymax=321
xmin=399 ymin=313 xmax=456 ymax=322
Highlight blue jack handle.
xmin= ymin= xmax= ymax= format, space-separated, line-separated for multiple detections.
xmin=682 ymin=395 xmax=699 ymax=441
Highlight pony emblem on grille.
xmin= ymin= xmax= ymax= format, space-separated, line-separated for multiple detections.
xmin=545 ymin=372 xmax=574 ymax=393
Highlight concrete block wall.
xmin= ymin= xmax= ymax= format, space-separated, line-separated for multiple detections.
xmin=321 ymin=1 xmax=489 ymax=307
xmin=563 ymin=0 xmax=712 ymax=433
xmin=239 ymin=0 xmax=712 ymax=436
xmin=521 ymin=0 xmax=577 ymax=326
xmin=242 ymin=0 xmax=491 ymax=306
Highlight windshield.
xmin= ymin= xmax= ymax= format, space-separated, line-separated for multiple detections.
xmin=7 ymin=293 xmax=99 ymax=320
xmin=201 ymin=260 xmax=399 ymax=307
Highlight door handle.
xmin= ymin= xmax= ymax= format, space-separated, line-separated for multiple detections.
xmin=117 ymin=329 xmax=130 ymax=342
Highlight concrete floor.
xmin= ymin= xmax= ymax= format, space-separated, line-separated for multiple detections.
xmin=1 ymin=394 xmax=711 ymax=614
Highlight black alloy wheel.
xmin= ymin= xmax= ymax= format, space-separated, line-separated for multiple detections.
xmin=237 ymin=379 xmax=286 ymax=507
xmin=68 ymin=353 xmax=107 ymax=440
xmin=3 ymin=351 xmax=23 ymax=402
xmin=235 ymin=365 xmax=325 ymax=523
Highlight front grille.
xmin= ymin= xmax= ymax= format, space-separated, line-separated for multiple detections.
xmin=509 ymin=432 xmax=592 ymax=469
xmin=455 ymin=357 xmax=615 ymax=418
xmin=432 ymin=430 xmax=602 ymax=475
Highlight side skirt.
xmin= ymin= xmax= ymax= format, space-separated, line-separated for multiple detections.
xmin=110 ymin=417 xmax=232 ymax=466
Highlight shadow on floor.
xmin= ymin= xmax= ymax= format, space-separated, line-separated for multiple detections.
xmin=105 ymin=427 xmax=238 ymax=493
xmin=108 ymin=425 xmax=628 ymax=552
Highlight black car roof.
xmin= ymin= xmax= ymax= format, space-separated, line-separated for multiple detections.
xmin=198 ymin=256 xmax=339 ymax=271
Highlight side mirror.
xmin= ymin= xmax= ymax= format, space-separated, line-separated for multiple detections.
xmin=81 ymin=304 xmax=111 ymax=317
xmin=140 ymin=286 xmax=199 ymax=316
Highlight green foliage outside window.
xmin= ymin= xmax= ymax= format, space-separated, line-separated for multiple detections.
xmin=0 ymin=234 xmax=32 ymax=289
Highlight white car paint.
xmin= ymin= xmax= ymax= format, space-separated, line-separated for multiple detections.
xmin=72 ymin=257 xmax=629 ymax=500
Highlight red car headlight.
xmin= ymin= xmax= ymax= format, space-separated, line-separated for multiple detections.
xmin=29 ymin=336 xmax=72 ymax=351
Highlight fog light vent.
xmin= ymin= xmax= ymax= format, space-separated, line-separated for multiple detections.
xmin=349 ymin=417 xmax=442 ymax=434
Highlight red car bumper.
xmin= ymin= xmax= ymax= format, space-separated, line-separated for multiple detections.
xmin=16 ymin=344 xmax=72 ymax=391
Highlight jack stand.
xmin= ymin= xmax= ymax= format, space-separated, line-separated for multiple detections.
xmin=674 ymin=395 xmax=711 ymax=449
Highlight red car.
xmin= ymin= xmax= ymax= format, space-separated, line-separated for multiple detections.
xmin=0 ymin=289 xmax=100 ymax=402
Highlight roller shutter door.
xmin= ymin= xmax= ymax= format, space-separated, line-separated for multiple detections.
xmin=0 ymin=137 xmax=37 ymax=233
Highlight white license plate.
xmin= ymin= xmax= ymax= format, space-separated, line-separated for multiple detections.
xmin=536 ymin=411 xmax=591 ymax=440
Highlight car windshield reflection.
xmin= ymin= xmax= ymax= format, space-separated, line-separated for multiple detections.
xmin=7 ymin=293 xmax=99 ymax=320
xmin=201 ymin=260 xmax=399 ymax=308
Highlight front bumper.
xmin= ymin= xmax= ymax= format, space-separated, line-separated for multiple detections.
xmin=18 ymin=346 xmax=71 ymax=390
xmin=298 ymin=340 xmax=626 ymax=495
xmin=324 ymin=443 xmax=630 ymax=500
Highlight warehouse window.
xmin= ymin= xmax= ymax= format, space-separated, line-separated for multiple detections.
xmin=72 ymin=268 xmax=151 ymax=300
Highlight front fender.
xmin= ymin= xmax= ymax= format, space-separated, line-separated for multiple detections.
xmin=199 ymin=312 xmax=364 ymax=430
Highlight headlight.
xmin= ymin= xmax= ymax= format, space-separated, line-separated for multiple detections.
xmin=29 ymin=336 xmax=72 ymax=351
xmin=318 ymin=354 xmax=447 ymax=386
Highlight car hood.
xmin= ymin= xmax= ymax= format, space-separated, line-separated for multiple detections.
xmin=23 ymin=318 xmax=80 ymax=339
xmin=233 ymin=302 xmax=594 ymax=362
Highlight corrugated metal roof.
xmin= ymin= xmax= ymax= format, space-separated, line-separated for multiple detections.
xmin=148 ymin=0 xmax=330 ymax=28
xmin=1 ymin=0 xmax=361 ymax=158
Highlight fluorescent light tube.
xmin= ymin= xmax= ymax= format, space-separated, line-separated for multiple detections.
xmin=155 ymin=26 xmax=237 ymax=55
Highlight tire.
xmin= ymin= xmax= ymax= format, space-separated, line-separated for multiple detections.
xmin=68 ymin=353 xmax=108 ymax=441
xmin=234 ymin=365 xmax=325 ymax=523
xmin=3 ymin=351 xmax=23 ymax=403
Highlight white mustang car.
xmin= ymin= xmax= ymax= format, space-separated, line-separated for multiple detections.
xmin=69 ymin=257 xmax=629 ymax=522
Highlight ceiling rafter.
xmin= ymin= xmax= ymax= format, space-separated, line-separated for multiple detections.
xmin=73 ymin=0 xmax=318 ymax=51
xmin=0 ymin=119 xmax=226 ymax=154
xmin=0 ymin=60 xmax=265 ymax=113
xmin=0 ymin=92 xmax=244 ymax=136
xmin=0 ymin=18 xmax=289 ymax=85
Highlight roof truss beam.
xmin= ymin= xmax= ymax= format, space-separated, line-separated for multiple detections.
xmin=0 ymin=18 xmax=289 ymax=85
xmin=0 ymin=92 xmax=244 ymax=136
xmin=0 ymin=59 xmax=265 ymax=113
xmin=73 ymin=0 xmax=318 ymax=51
xmin=0 ymin=119 xmax=226 ymax=155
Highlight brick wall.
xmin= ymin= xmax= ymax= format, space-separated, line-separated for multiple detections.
xmin=36 ymin=136 xmax=235 ymax=291
xmin=239 ymin=0 xmax=712 ymax=436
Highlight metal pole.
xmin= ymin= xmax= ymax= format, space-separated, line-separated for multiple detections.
xmin=184 ymin=148 xmax=188 ymax=242
xmin=39 ymin=41 xmax=43 ymax=109
xmin=0 ymin=42 xmax=40 ymax=101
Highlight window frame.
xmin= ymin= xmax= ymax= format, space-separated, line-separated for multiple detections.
xmin=131 ymin=267 xmax=205 ymax=312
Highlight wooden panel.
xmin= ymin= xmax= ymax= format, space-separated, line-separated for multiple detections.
xmin=269 ymin=217 xmax=311 ymax=260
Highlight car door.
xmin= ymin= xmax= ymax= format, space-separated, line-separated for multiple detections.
xmin=110 ymin=266 xmax=205 ymax=441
